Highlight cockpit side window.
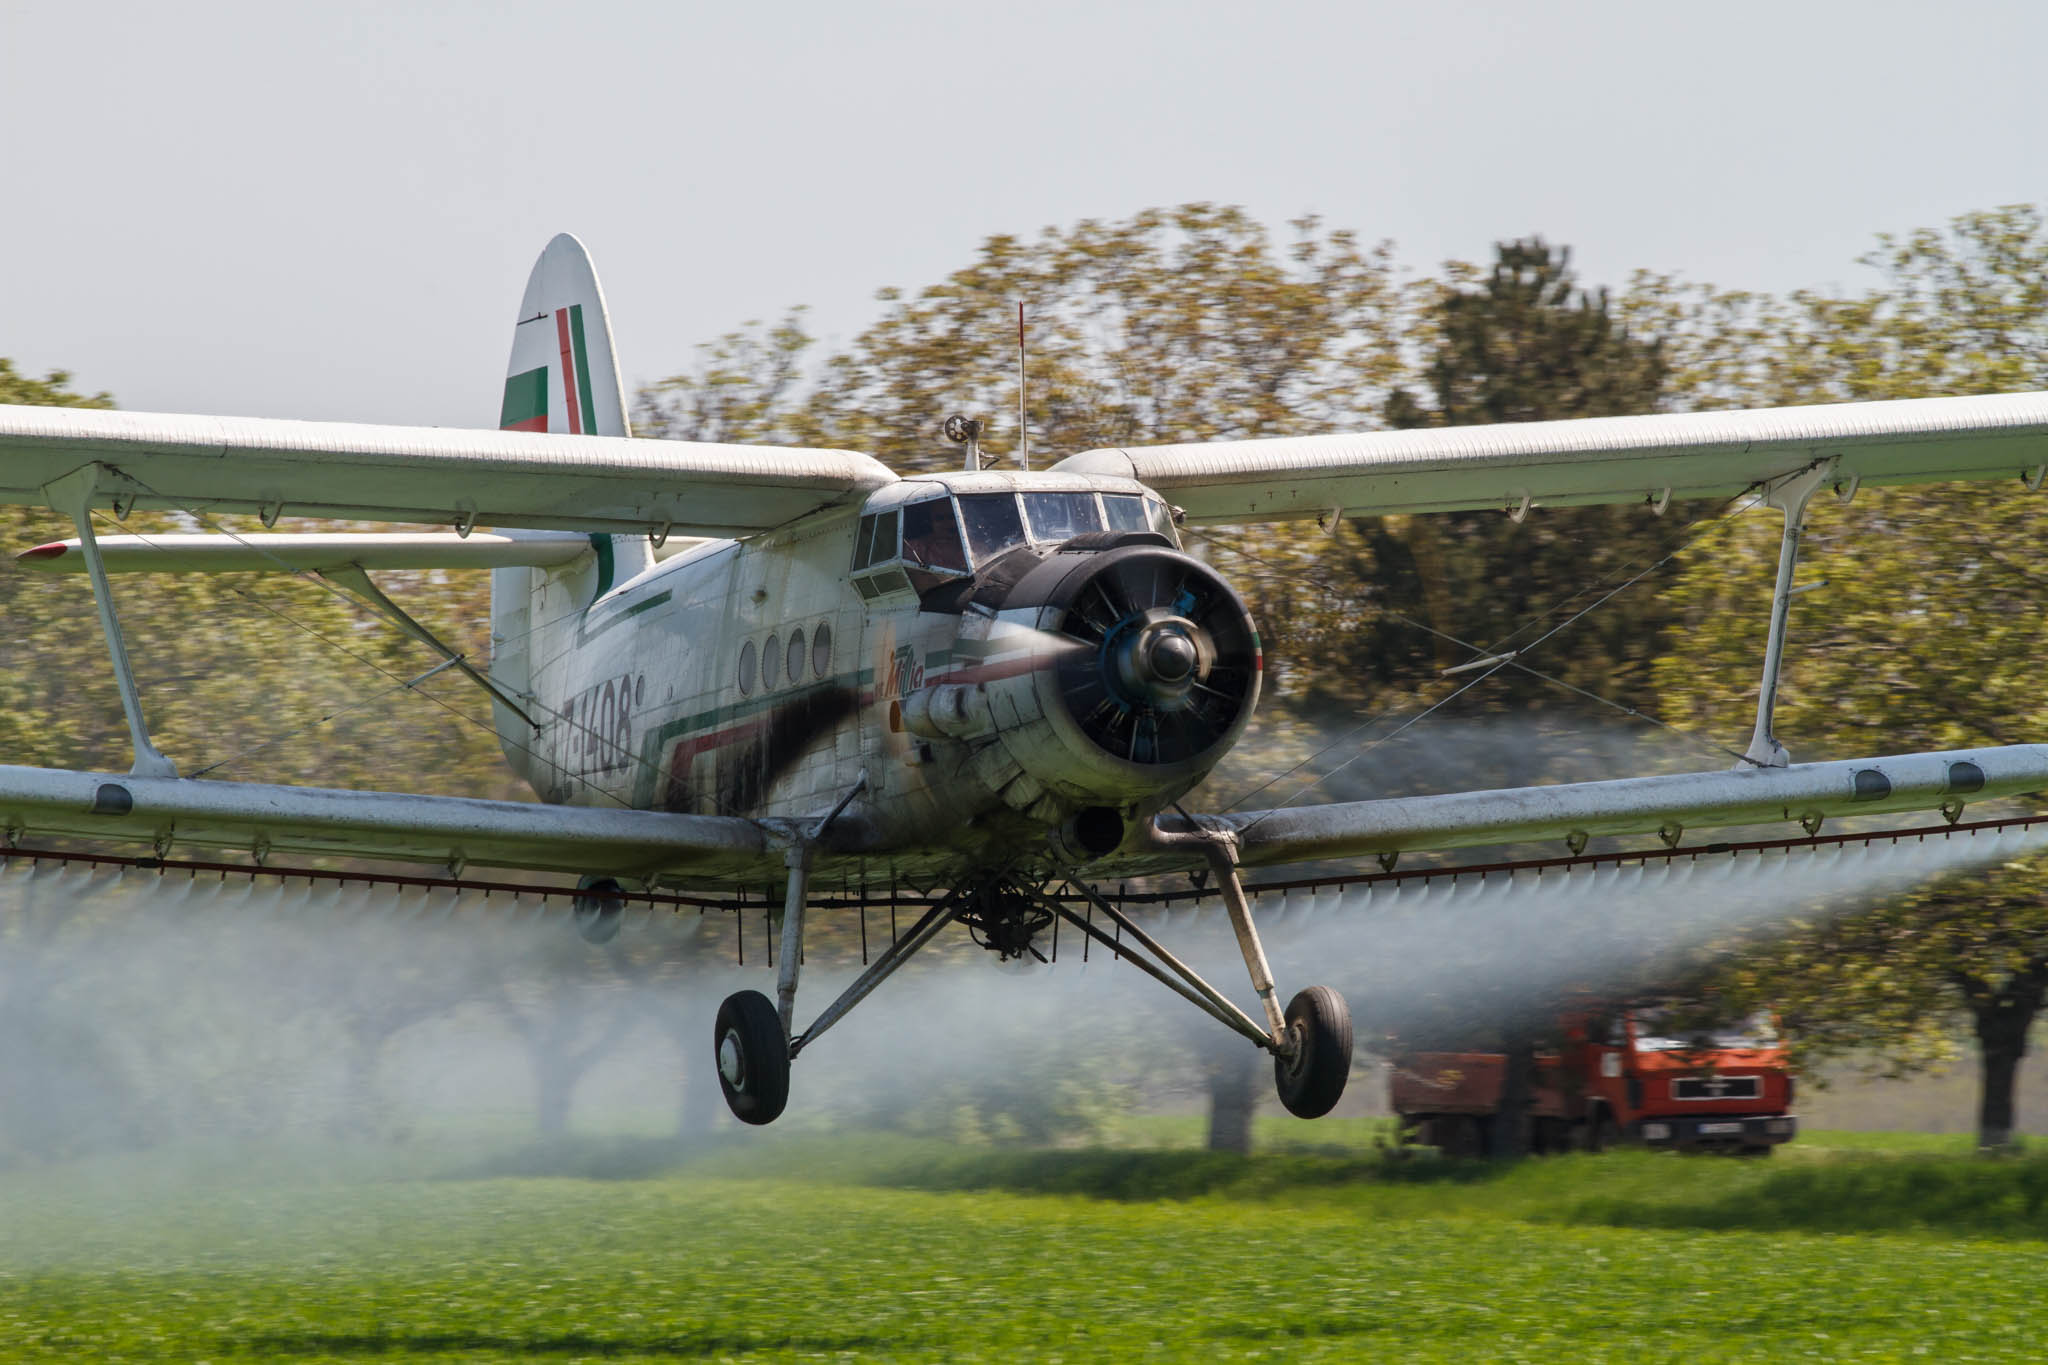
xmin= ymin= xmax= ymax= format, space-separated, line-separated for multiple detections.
xmin=853 ymin=508 xmax=898 ymax=570
xmin=1102 ymin=493 xmax=1148 ymax=532
xmin=901 ymin=497 xmax=968 ymax=572
xmin=958 ymin=492 xmax=1027 ymax=563
xmin=1144 ymin=495 xmax=1178 ymax=544
xmin=1022 ymin=491 xmax=1103 ymax=542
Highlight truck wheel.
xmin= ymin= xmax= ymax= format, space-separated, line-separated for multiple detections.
xmin=1433 ymin=1115 xmax=1484 ymax=1158
xmin=1737 ymin=1144 xmax=1776 ymax=1158
xmin=1583 ymin=1108 xmax=1619 ymax=1153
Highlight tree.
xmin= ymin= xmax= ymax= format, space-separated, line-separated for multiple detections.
xmin=1653 ymin=205 xmax=2048 ymax=1149
xmin=1314 ymin=239 xmax=1677 ymax=717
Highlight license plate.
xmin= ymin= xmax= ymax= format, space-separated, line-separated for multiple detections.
xmin=1699 ymin=1122 xmax=1745 ymax=1135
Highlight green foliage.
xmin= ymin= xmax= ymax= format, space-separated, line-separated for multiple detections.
xmin=0 ymin=363 xmax=515 ymax=793
xmin=0 ymin=360 xmax=113 ymax=410
xmin=1651 ymin=205 xmax=2048 ymax=1146
xmin=1317 ymin=239 xmax=1681 ymax=721
xmin=3 ymin=1145 xmax=2047 ymax=1360
xmin=1571 ymin=1153 xmax=2048 ymax=1238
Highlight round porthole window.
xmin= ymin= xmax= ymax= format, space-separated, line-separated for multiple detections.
xmin=786 ymin=628 xmax=806 ymax=685
xmin=736 ymin=640 xmax=756 ymax=695
xmin=812 ymin=622 xmax=832 ymax=677
xmin=763 ymin=633 xmax=781 ymax=690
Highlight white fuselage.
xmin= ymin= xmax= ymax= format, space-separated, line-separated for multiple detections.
xmin=489 ymin=469 xmax=1260 ymax=882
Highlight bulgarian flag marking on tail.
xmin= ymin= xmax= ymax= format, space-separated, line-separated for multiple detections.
xmin=500 ymin=367 xmax=548 ymax=432
xmin=501 ymin=305 xmax=597 ymax=435
xmin=556 ymin=305 xmax=598 ymax=435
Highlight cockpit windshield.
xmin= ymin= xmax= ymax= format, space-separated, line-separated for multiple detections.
xmin=900 ymin=497 xmax=968 ymax=572
xmin=858 ymin=488 xmax=1181 ymax=584
xmin=957 ymin=492 xmax=1027 ymax=562
xmin=1022 ymin=491 xmax=1104 ymax=542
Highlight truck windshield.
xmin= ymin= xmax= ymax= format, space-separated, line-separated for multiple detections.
xmin=1634 ymin=1010 xmax=1778 ymax=1052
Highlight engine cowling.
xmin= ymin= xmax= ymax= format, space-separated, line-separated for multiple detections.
xmin=907 ymin=540 xmax=1260 ymax=825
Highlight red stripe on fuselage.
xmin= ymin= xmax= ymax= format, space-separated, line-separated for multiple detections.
xmin=555 ymin=310 xmax=583 ymax=434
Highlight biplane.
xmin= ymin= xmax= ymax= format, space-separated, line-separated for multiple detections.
xmin=3 ymin=235 xmax=2046 ymax=1124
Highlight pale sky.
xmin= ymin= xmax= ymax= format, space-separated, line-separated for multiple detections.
xmin=4 ymin=0 xmax=2041 ymax=431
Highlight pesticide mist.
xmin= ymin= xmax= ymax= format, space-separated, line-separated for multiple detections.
xmin=1 ymin=805 xmax=2036 ymax=1178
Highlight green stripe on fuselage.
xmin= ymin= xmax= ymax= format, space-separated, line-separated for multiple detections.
xmin=586 ymin=533 xmax=617 ymax=603
xmin=628 ymin=668 xmax=878 ymax=808
xmin=578 ymin=586 xmax=668 ymax=644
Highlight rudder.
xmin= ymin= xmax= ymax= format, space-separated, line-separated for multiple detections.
xmin=491 ymin=234 xmax=653 ymax=791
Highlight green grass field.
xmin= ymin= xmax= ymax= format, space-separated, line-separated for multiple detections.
xmin=2 ymin=1130 xmax=2045 ymax=1362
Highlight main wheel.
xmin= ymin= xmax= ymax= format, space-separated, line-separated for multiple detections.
xmin=713 ymin=990 xmax=790 ymax=1125
xmin=1273 ymin=985 xmax=1352 ymax=1119
xmin=573 ymin=876 xmax=625 ymax=944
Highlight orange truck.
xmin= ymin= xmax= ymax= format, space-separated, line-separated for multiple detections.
xmin=1390 ymin=1009 xmax=1798 ymax=1156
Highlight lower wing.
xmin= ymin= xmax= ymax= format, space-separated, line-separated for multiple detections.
xmin=0 ymin=765 xmax=771 ymax=884
xmin=0 ymin=744 xmax=2038 ymax=890
xmin=1119 ymin=743 xmax=2048 ymax=876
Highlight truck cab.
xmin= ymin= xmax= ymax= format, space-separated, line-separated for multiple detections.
xmin=1582 ymin=1009 xmax=1797 ymax=1154
xmin=1390 ymin=1007 xmax=1798 ymax=1156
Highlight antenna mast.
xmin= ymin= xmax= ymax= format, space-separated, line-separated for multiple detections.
xmin=1017 ymin=300 xmax=1029 ymax=471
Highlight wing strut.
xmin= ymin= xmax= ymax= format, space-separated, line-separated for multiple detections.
xmin=1742 ymin=460 xmax=1836 ymax=768
xmin=42 ymin=465 xmax=176 ymax=778
xmin=318 ymin=566 xmax=540 ymax=730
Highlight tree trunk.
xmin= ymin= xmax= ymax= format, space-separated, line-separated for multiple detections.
xmin=1205 ymin=1040 xmax=1260 ymax=1154
xmin=1487 ymin=1035 xmax=1537 ymax=1161
xmin=333 ymin=1033 xmax=384 ymax=1140
xmin=1968 ymin=967 xmax=2045 ymax=1153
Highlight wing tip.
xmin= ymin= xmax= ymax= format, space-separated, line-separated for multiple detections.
xmin=17 ymin=542 xmax=69 ymax=564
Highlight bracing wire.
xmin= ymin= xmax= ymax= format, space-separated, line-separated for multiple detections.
xmin=79 ymin=499 xmax=659 ymax=808
xmin=1217 ymin=488 xmax=1766 ymax=820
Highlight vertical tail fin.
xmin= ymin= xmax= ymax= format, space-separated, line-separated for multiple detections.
xmin=501 ymin=233 xmax=634 ymax=441
xmin=492 ymin=234 xmax=652 ymax=790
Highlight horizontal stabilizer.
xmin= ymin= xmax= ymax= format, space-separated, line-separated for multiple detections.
xmin=17 ymin=531 xmax=598 ymax=574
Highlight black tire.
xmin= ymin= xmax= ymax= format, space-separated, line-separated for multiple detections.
xmin=1432 ymin=1114 xmax=1488 ymax=1158
xmin=1273 ymin=985 xmax=1353 ymax=1119
xmin=713 ymin=990 xmax=790 ymax=1126
xmin=1583 ymin=1106 xmax=1620 ymax=1153
xmin=574 ymin=877 xmax=625 ymax=945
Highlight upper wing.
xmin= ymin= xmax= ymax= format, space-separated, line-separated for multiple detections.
xmin=0 ymin=763 xmax=777 ymax=884
xmin=1150 ymin=744 xmax=2048 ymax=873
xmin=16 ymin=530 xmax=597 ymax=574
xmin=1054 ymin=392 xmax=2048 ymax=523
xmin=0 ymin=405 xmax=895 ymax=537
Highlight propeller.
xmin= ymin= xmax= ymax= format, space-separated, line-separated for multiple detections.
xmin=1052 ymin=550 xmax=1257 ymax=765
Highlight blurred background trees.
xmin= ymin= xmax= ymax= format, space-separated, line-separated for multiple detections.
xmin=6 ymin=204 xmax=2048 ymax=1160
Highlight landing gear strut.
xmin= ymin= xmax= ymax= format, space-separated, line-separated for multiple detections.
xmin=1052 ymin=855 xmax=1354 ymax=1119
xmin=709 ymin=814 xmax=1351 ymax=1125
